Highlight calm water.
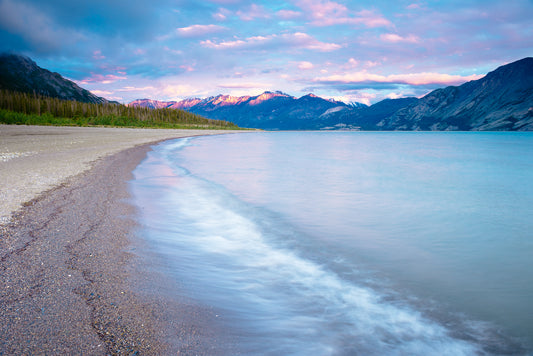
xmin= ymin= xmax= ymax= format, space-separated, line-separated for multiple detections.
xmin=130 ymin=132 xmax=533 ymax=355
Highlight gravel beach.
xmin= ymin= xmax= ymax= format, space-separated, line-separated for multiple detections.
xmin=0 ymin=124 xmax=232 ymax=224
xmin=0 ymin=125 xmax=238 ymax=354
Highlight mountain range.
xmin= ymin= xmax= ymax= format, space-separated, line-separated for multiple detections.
xmin=1 ymin=52 xmax=532 ymax=130
xmin=129 ymin=92 xmax=366 ymax=130
xmin=130 ymin=57 xmax=533 ymax=131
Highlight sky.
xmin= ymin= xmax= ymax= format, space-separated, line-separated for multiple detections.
xmin=1 ymin=0 xmax=532 ymax=105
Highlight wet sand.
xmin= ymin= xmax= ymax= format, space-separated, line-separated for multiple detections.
xmin=0 ymin=125 xmax=238 ymax=354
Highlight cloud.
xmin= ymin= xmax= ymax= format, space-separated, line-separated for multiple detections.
xmin=295 ymin=0 xmax=391 ymax=27
xmin=314 ymin=70 xmax=483 ymax=86
xmin=176 ymin=24 xmax=227 ymax=37
xmin=218 ymin=82 xmax=266 ymax=89
xmin=237 ymin=4 xmax=270 ymax=21
xmin=287 ymin=32 xmax=341 ymax=51
xmin=212 ymin=8 xmax=232 ymax=21
xmin=92 ymin=50 xmax=105 ymax=60
xmin=90 ymin=89 xmax=114 ymax=96
xmin=380 ymin=33 xmax=420 ymax=43
xmin=407 ymin=3 xmax=422 ymax=10
xmin=332 ymin=92 xmax=377 ymax=106
xmin=298 ymin=61 xmax=314 ymax=70
xmin=386 ymin=92 xmax=404 ymax=99
xmin=277 ymin=9 xmax=302 ymax=19
xmin=78 ymin=73 xmax=128 ymax=85
xmin=201 ymin=32 xmax=341 ymax=52
xmin=201 ymin=38 xmax=252 ymax=50
xmin=117 ymin=86 xmax=156 ymax=92
xmin=346 ymin=58 xmax=358 ymax=68
xmin=162 ymin=84 xmax=203 ymax=99
xmin=0 ymin=0 xmax=82 ymax=53
xmin=208 ymin=0 xmax=241 ymax=4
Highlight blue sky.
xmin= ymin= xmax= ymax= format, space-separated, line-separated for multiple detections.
xmin=1 ymin=0 xmax=532 ymax=104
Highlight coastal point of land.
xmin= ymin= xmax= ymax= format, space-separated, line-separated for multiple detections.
xmin=0 ymin=125 xmax=236 ymax=354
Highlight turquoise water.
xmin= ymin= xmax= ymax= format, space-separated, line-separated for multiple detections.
xmin=130 ymin=132 xmax=533 ymax=355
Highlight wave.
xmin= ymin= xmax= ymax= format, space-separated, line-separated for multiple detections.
xmin=130 ymin=137 xmax=527 ymax=355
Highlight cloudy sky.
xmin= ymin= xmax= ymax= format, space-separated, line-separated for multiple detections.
xmin=1 ymin=0 xmax=532 ymax=105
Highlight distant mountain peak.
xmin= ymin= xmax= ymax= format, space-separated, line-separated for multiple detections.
xmin=248 ymin=91 xmax=294 ymax=105
xmin=127 ymin=57 xmax=533 ymax=131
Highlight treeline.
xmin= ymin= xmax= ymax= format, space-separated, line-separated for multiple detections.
xmin=0 ymin=89 xmax=240 ymax=129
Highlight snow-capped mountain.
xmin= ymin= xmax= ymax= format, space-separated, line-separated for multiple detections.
xmin=128 ymin=57 xmax=533 ymax=131
xmin=128 ymin=91 xmax=354 ymax=129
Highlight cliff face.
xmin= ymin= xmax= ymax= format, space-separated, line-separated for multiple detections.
xmin=0 ymin=54 xmax=106 ymax=104
xmin=377 ymin=58 xmax=533 ymax=131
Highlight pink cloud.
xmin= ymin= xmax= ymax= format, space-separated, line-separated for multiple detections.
xmin=330 ymin=92 xmax=377 ymax=106
xmin=117 ymin=86 xmax=155 ymax=92
xmin=212 ymin=8 xmax=232 ymax=21
xmin=298 ymin=61 xmax=314 ymax=70
xmin=201 ymin=32 xmax=341 ymax=52
xmin=314 ymin=70 xmax=483 ymax=86
xmin=407 ymin=3 xmax=422 ymax=10
xmin=92 ymin=50 xmax=105 ymax=60
xmin=78 ymin=74 xmax=127 ymax=85
xmin=287 ymin=32 xmax=341 ymax=51
xmin=176 ymin=24 xmax=227 ymax=37
xmin=346 ymin=58 xmax=358 ymax=68
xmin=380 ymin=33 xmax=420 ymax=43
xmin=277 ymin=9 xmax=302 ymax=19
xmin=90 ymin=89 xmax=113 ymax=96
xmin=296 ymin=0 xmax=391 ymax=27
xmin=180 ymin=64 xmax=195 ymax=72
xmin=237 ymin=4 xmax=271 ymax=21
xmin=201 ymin=38 xmax=255 ymax=50
xmin=218 ymin=82 xmax=266 ymax=89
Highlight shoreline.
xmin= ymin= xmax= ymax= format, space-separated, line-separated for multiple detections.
xmin=0 ymin=124 xmax=235 ymax=225
xmin=0 ymin=126 xmax=236 ymax=354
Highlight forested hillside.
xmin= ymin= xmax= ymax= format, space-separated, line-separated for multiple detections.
xmin=0 ymin=90 xmax=239 ymax=129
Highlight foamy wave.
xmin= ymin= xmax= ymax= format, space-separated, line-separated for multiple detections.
xmin=130 ymin=137 xmax=490 ymax=355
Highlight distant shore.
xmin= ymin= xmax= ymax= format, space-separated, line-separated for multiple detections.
xmin=0 ymin=125 xmax=235 ymax=354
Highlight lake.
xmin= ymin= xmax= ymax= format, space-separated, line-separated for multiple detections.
xmin=130 ymin=132 xmax=533 ymax=355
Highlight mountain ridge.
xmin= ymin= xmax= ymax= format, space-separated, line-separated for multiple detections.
xmin=2 ymin=52 xmax=531 ymax=131
xmin=137 ymin=57 xmax=533 ymax=131
xmin=129 ymin=57 xmax=533 ymax=130
xmin=0 ymin=53 xmax=107 ymax=104
xmin=376 ymin=57 xmax=533 ymax=131
xmin=128 ymin=91 xmax=362 ymax=130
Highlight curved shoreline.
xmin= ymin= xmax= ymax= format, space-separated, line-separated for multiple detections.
xmin=0 ymin=126 xmax=236 ymax=354
xmin=0 ymin=124 xmax=233 ymax=225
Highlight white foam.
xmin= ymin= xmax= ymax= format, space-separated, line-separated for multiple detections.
xmin=130 ymin=137 xmax=491 ymax=355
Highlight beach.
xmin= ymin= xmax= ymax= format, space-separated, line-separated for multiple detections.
xmin=0 ymin=125 xmax=235 ymax=354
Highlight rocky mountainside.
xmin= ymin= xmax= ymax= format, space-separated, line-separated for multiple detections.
xmin=129 ymin=58 xmax=533 ymax=131
xmin=377 ymin=57 xmax=533 ymax=131
xmin=129 ymin=91 xmax=354 ymax=130
xmin=131 ymin=57 xmax=533 ymax=131
xmin=0 ymin=53 xmax=106 ymax=104
xmin=5 ymin=52 xmax=529 ymax=130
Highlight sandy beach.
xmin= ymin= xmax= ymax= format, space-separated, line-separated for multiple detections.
xmin=0 ymin=125 xmax=237 ymax=354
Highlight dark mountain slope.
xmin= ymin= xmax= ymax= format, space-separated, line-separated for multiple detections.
xmin=0 ymin=53 xmax=106 ymax=104
xmin=129 ymin=57 xmax=533 ymax=131
xmin=378 ymin=57 xmax=533 ymax=131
